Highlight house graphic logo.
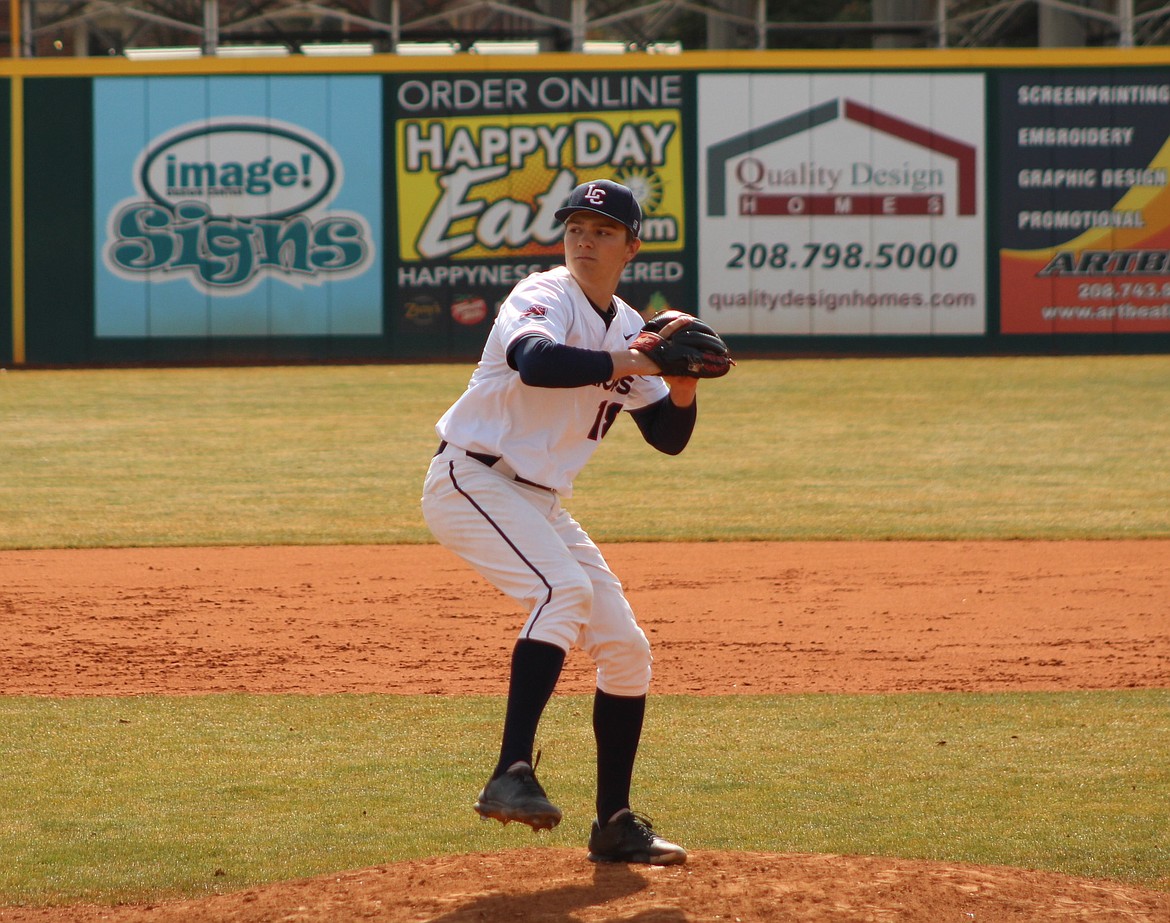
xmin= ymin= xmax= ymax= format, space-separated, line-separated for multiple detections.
xmin=706 ymin=99 xmax=977 ymax=219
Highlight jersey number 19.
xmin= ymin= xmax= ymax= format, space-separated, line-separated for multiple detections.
xmin=587 ymin=401 xmax=623 ymax=441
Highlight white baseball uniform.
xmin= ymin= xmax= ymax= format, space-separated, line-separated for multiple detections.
xmin=421 ymin=265 xmax=669 ymax=696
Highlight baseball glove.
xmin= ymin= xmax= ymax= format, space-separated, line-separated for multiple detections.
xmin=630 ymin=311 xmax=735 ymax=379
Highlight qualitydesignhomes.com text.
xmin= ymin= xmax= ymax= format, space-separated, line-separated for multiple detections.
xmin=707 ymin=288 xmax=979 ymax=312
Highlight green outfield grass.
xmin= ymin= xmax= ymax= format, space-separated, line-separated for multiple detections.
xmin=1 ymin=356 xmax=1168 ymax=549
xmin=1 ymin=691 xmax=1167 ymax=905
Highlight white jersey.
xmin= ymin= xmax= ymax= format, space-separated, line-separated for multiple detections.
xmin=435 ymin=265 xmax=668 ymax=496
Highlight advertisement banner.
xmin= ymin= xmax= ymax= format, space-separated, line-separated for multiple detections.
xmin=997 ymin=71 xmax=1170 ymax=334
xmin=391 ymin=72 xmax=689 ymax=351
xmin=93 ymin=75 xmax=382 ymax=338
xmin=698 ymin=73 xmax=986 ymax=336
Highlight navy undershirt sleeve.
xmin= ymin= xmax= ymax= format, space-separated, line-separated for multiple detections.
xmin=629 ymin=394 xmax=697 ymax=456
xmin=508 ymin=335 xmax=615 ymax=388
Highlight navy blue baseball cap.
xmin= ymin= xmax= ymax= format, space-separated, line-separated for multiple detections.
xmin=554 ymin=179 xmax=642 ymax=239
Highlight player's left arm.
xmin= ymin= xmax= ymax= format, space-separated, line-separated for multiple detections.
xmin=627 ymin=388 xmax=697 ymax=456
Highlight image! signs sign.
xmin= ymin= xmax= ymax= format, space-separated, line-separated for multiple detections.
xmin=104 ymin=117 xmax=374 ymax=294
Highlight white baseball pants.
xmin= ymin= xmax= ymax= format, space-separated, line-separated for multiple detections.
xmin=422 ymin=443 xmax=652 ymax=697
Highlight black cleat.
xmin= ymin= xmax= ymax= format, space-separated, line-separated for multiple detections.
xmin=587 ymin=812 xmax=687 ymax=865
xmin=474 ymin=760 xmax=562 ymax=831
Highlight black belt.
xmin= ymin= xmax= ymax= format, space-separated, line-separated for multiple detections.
xmin=436 ymin=441 xmax=552 ymax=491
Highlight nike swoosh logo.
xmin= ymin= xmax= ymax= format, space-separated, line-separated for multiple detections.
xmin=624 ymin=333 xmax=637 ymax=341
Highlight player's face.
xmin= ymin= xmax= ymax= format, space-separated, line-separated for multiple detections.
xmin=563 ymin=212 xmax=640 ymax=292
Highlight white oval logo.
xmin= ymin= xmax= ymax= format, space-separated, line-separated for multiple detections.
xmin=139 ymin=120 xmax=338 ymax=219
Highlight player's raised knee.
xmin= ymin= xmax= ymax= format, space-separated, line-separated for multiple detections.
xmin=596 ymin=632 xmax=652 ymax=697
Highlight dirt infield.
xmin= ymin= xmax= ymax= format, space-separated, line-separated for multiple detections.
xmin=2 ymin=541 xmax=1168 ymax=921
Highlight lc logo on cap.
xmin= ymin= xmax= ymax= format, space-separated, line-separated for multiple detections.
xmin=583 ymin=183 xmax=608 ymax=206
xmin=555 ymin=179 xmax=642 ymax=238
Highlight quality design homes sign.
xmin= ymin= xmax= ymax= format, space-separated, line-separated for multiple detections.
xmin=104 ymin=117 xmax=374 ymax=294
xmin=698 ymin=73 xmax=986 ymax=337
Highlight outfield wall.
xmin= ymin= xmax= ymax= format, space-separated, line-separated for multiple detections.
xmin=5 ymin=48 xmax=1170 ymax=366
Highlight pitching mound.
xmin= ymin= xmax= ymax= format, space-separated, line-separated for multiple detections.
xmin=2 ymin=849 xmax=1168 ymax=922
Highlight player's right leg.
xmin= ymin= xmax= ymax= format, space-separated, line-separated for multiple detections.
xmin=422 ymin=452 xmax=592 ymax=830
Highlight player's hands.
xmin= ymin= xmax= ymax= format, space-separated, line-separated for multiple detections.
xmin=611 ymin=312 xmax=685 ymax=376
xmin=655 ymin=313 xmax=704 ymax=402
xmin=615 ymin=314 xmax=696 ymax=377
xmin=629 ymin=311 xmax=735 ymax=379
